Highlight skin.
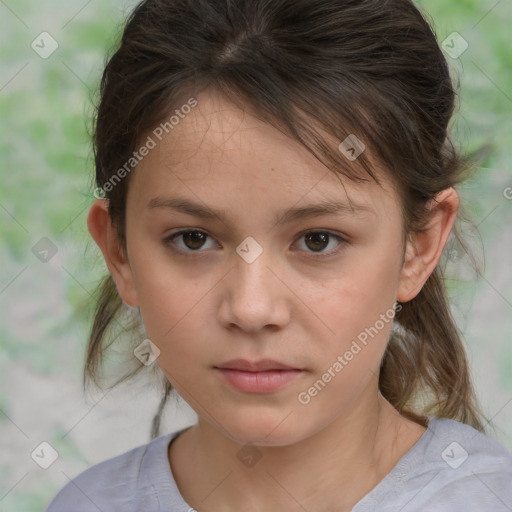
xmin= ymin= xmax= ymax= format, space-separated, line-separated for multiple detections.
xmin=88 ymin=88 xmax=459 ymax=511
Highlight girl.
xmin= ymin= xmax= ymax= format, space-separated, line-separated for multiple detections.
xmin=46 ymin=0 xmax=512 ymax=510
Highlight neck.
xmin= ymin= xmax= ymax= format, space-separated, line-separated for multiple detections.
xmin=169 ymin=393 xmax=426 ymax=512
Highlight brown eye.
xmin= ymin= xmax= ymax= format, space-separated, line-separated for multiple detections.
xmin=164 ymin=229 xmax=217 ymax=253
xmin=295 ymin=230 xmax=346 ymax=258
xmin=182 ymin=231 xmax=207 ymax=250
xmin=304 ymin=232 xmax=330 ymax=252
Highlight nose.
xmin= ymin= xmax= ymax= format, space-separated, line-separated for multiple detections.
xmin=217 ymin=248 xmax=291 ymax=334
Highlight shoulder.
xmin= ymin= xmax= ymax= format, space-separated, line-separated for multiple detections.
xmin=356 ymin=417 xmax=512 ymax=512
xmin=422 ymin=418 xmax=512 ymax=510
xmin=44 ymin=429 xmax=182 ymax=512
xmin=423 ymin=417 xmax=512 ymax=474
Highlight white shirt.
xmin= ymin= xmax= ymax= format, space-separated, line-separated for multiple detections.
xmin=45 ymin=417 xmax=512 ymax=511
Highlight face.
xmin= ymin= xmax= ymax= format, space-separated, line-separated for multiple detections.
xmin=119 ymin=89 xmax=408 ymax=446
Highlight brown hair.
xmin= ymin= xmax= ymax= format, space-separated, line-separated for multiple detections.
xmin=86 ymin=0 xmax=486 ymax=437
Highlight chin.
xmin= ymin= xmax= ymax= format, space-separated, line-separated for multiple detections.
xmin=220 ymin=411 xmax=308 ymax=448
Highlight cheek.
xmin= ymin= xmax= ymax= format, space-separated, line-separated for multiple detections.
xmin=296 ymin=271 xmax=399 ymax=415
xmin=136 ymin=277 xmax=206 ymax=341
xmin=129 ymin=259 xmax=221 ymax=391
xmin=300 ymin=247 xmax=401 ymax=390
xmin=135 ymin=272 xmax=209 ymax=395
xmin=310 ymin=254 xmax=400 ymax=339
xmin=128 ymin=249 xmax=205 ymax=345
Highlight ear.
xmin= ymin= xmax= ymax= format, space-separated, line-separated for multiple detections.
xmin=87 ymin=199 xmax=139 ymax=307
xmin=397 ymin=187 xmax=459 ymax=302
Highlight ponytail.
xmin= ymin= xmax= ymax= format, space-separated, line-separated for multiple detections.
xmin=380 ymin=267 xmax=485 ymax=430
xmin=84 ymin=275 xmax=123 ymax=388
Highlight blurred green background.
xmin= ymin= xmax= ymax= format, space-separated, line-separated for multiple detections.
xmin=1 ymin=0 xmax=511 ymax=510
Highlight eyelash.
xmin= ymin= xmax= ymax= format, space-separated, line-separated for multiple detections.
xmin=163 ymin=229 xmax=347 ymax=259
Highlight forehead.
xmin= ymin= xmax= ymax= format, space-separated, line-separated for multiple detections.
xmin=131 ymin=89 xmax=398 ymax=217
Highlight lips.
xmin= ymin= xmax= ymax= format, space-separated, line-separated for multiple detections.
xmin=214 ymin=359 xmax=304 ymax=393
xmin=214 ymin=359 xmax=301 ymax=372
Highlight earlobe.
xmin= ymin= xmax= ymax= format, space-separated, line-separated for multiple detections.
xmin=397 ymin=187 xmax=459 ymax=302
xmin=396 ymin=238 xmax=428 ymax=302
xmin=87 ymin=199 xmax=139 ymax=307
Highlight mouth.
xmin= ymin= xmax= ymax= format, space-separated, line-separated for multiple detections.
xmin=214 ymin=358 xmax=302 ymax=372
xmin=214 ymin=359 xmax=304 ymax=393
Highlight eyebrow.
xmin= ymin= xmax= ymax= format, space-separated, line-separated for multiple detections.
xmin=146 ymin=196 xmax=374 ymax=226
